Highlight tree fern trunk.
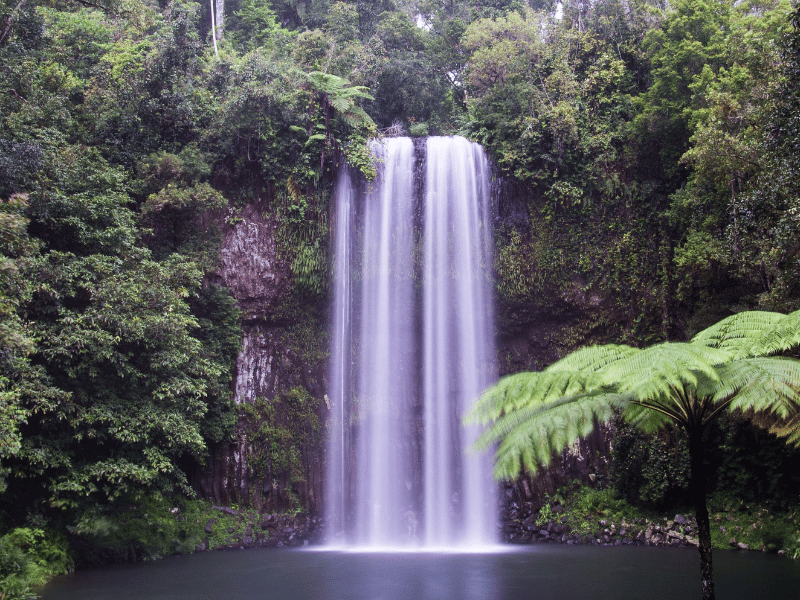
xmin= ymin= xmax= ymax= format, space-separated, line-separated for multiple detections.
xmin=689 ymin=426 xmax=715 ymax=600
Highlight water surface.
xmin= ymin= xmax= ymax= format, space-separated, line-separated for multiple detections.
xmin=39 ymin=545 xmax=800 ymax=600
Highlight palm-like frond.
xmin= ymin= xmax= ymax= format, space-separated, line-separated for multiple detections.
xmin=305 ymin=72 xmax=371 ymax=100
xmin=305 ymin=71 xmax=375 ymax=130
xmin=601 ymin=343 xmax=732 ymax=401
xmin=484 ymin=391 xmax=630 ymax=480
xmin=718 ymin=357 xmax=800 ymax=420
xmin=767 ymin=412 xmax=800 ymax=446
xmin=749 ymin=310 xmax=800 ymax=357
xmin=621 ymin=399 xmax=679 ymax=433
xmin=465 ymin=370 xmax=603 ymax=425
xmin=692 ymin=310 xmax=787 ymax=357
xmin=545 ymin=344 xmax=638 ymax=372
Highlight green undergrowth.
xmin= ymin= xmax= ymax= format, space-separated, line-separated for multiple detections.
xmin=0 ymin=528 xmax=72 ymax=600
xmin=558 ymin=485 xmax=662 ymax=538
xmin=550 ymin=484 xmax=800 ymax=555
xmin=69 ymin=494 xmax=265 ymax=565
xmin=1 ymin=495 xmax=286 ymax=597
xmin=706 ymin=494 xmax=800 ymax=555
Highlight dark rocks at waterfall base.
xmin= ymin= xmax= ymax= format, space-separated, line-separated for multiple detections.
xmin=196 ymin=508 xmax=323 ymax=552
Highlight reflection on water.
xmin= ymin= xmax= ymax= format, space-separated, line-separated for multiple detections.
xmin=38 ymin=545 xmax=800 ymax=600
xmin=320 ymin=553 xmax=504 ymax=600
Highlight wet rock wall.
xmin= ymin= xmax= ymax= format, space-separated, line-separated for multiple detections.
xmin=196 ymin=201 xmax=327 ymax=514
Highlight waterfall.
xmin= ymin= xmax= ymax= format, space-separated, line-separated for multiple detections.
xmin=326 ymin=136 xmax=496 ymax=549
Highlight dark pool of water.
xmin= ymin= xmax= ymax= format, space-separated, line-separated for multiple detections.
xmin=38 ymin=545 xmax=800 ymax=600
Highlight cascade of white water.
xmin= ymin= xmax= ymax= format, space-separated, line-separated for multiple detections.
xmin=355 ymin=138 xmax=417 ymax=546
xmin=325 ymin=158 xmax=355 ymax=543
xmin=326 ymin=136 xmax=496 ymax=549
xmin=423 ymin=137 xmax=495 ymax=546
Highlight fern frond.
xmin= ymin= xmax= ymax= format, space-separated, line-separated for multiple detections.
xmin=600 ymin=343 xmax=731 ymax=400
xmin=305 ymin=71 xmax=347 ymax=94
xmin=692 ymin=311 xmax=785 ymax=357
xmin=487 ymin=392 xmax=627 ymax=480
xmin=465 ymin=370 xmax=603 ymax=426
xmin=750 ymin=310 xmax=800 ymax=357
xmin=337 ymin=86 xmax=374 ymax=101
xmin=768 ymin=412 xmax=800 ymax=446
xmin=545 ymin=344 xmax=637 ymax=372
xmin=329 ymin=95 xmax=352 ymax=113
xmin=719 ymin=357 xmax=800 ymax=418
xmin=621 ymin=401 xmax=675 ymax=433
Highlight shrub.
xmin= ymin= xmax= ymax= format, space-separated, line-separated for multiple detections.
xmin=0 ymin=528 xmax=72 ymax=600
xmin=610 ymin=420 xmax=690 ymax=507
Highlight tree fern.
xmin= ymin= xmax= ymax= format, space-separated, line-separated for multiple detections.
xmin=305 ymin=71 xmax=375 ymax=131
xmin=469 ymin=309 xmax=800 ymax=600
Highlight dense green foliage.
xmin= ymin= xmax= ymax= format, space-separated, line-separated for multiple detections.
xmin=67 ymin=494 xmax=262 ymax=564
xmin=610 ymin=421 xmax=691 ymax=507
xmin=0 ymin=1 xmax=380 ymax=587
xmin=610 ymin=412 xmax=800 ymax=510
xmin=0 ymin=528 xmax=72 ymax=600
xmin=464 ymin=0 xmax=800 ymax=341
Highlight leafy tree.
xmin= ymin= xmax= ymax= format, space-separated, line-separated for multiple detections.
xmin=664 ymin=0 xmax=791 ymax=313
xmin=6 ymin=148 xmax=239 ymax=517
xmin=714 ymin=0 xmax=800 ymax=311
xmin=469 ymin=310 xmax=800 ymax=600
xmin=0 ymin=194 xmax=38 ymax=494
xmin=362 ymin=9 xmax=460 ymax=133
xmin=632 ymin=0 xmax=734 ymax=186
xmin=462 ymin=6 xmax=675 ymax=340
xmin=226 ymin=0 xmax=291 ymax=52
xmin=0 ymin=0 xmax=242 ymax=533
xmin=610 ymin=420 xmax=690 ymax=507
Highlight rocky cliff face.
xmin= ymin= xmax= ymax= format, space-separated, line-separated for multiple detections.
xmin=197 ymin=202 xmax=327 ymax=514
xmin=217 ymin=203 xmax=292 ymax=322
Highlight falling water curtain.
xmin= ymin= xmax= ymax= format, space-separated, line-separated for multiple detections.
xmin=210 ymin=0 xmax=224 ymax=56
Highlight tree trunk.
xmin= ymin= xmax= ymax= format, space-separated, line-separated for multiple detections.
xmin=688 ymin=426 xmax=715 ymax=600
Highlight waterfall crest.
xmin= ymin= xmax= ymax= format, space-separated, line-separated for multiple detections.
xmin=326 ymin=136 xmax=497 ymax=549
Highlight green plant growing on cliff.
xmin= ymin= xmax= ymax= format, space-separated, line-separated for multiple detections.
xmin=241 ymin=386 xmax=321 ymax=511
xmin=468 ymin=309 xmax=800 ymax=600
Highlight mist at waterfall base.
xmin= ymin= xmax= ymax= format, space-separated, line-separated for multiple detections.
xmin=325 ymin=136 xmax=497 ymax=550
